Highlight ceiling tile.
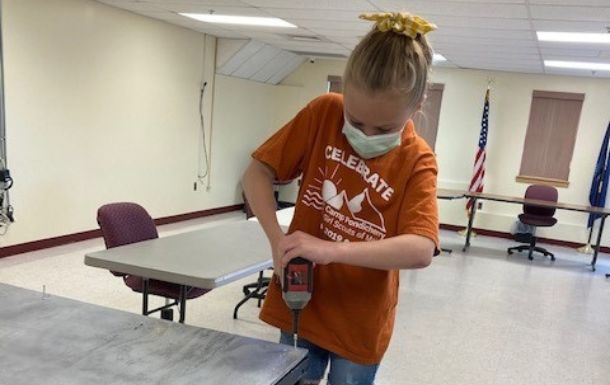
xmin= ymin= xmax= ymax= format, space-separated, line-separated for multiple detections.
xmin=369 ymin=0 xmax=529 ymax=18
xmin=241 ymin=0 xmax=377 ymax=10
xmin=430 ymin=35 xmax=538 ymax=47
xmin=267 ymin=55 xmax=306 ymax=84
xmin=442 ymin=51 xmax=541 ymax=61
xmin=532 ymin=20 xmax=609 ymax=33
xmin=327 ymin=37 xmax=361 ymax=46
xmin=232 ymin=44 xmax=283 ymax=78
xmin=251 ymin=50 xmax=298 ymax=82
xmin=529 ymin=6 xmax=610 ymax=22
xmin=306 ymin=28 xmax=366 ymax=38
xmin=537 ymin=40 xmax=610 ymax=51
xmin=434 ymin=27 xmax=534 ymax=40
xmin=272 ymin=41 xmax=347 ymax=51
xmin=528 ymin=0 xmax=610 ymax=5
xmin=430 ymin=15 xmax=531 ymax=30
xmin=153 ymin=5 xmax=272 ymax=16
xmin=261 ymin=8 xmax=365 ymax=21
xmin=286 ymin=18 xmax=372 ymax=32
xmin=140 ymin=0 xmax=249 ymax=6
xmin=217 ymin=40 xmax=266 ymax=75
xmin=540 ymin=47 xmax=603 ymax=57
xmin=433 ymin=43 xmax=540 ymax=55
xmin=545 ymin=67 xmax=610 ymax=79
xmin=93 ymin=0 xmax=609 ymax=80
xmin=96 ymin=0 xmax=164 ymax=12
xmin=238 ymin=31 xmax=317 ymax=42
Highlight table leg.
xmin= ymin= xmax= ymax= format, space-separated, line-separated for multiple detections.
xmin=178 ymin=285 xmax=187 ymax=324
xmin=463 ymin=198 xmax=478 ymax=252
xmin=233 ymin=271 xmax=266 ymax=320
xmin=142 ymin=278 xmax=149 ymax=316
xmin=591 ymin=215 xmax=606 ymax=272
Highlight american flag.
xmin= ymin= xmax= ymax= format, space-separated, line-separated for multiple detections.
xmin=466 ymin=88 xmax=490 ymax=211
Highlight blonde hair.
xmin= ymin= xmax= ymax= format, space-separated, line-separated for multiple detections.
xmin=343 ymin=26 xmax=434 ymax=111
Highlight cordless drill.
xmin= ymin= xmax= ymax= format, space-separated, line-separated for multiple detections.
xmin=282 ymin=257 xmax=314 ymax=348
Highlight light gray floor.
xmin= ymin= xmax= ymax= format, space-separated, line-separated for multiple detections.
xmin=1 ymin=212 xmax=609 ymax=385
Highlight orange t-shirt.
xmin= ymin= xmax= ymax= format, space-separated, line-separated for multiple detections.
xmin=252 ymin=93 xmax=439 ymax=365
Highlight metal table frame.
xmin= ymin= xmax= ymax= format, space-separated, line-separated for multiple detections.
xmin=461 ymin=191 xmax=610 ymax=271
xmin=85 ymin=221 xmax=273 ymax=322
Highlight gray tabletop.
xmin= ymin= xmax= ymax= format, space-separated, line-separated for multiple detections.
xmin=85 ymin=221 xmax=273 ymax=289
xmin=0 ymin=283 xmax=307 ymax=385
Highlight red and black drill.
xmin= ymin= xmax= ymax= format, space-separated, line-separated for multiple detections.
xmin=282 ymin=257 xmax=314 ymax=348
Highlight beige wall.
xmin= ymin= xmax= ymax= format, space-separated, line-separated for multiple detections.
xmin=2 ymin=0 xmax=278 ymax=246
xmin=272 ymin=59 xmax=610 ymax=246
xmin=4 ymin=0 xmax=610 ymax=249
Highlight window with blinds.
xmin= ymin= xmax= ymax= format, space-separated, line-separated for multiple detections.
xmin=517 ymin=90 xmax=585 ymax=188
xmin=412 ymin=83 xmax=445 ymax=150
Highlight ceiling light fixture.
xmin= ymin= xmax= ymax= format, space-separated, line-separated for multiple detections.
xmin=433 ymin=53 xmax=447 ymax=63
xmin=537 ymin=31 xmax=610 ymax=44
xmin=180 ymin=13 xmax=297 ymax=28
xmin=545 ymin=60 xmax=610 ymax=71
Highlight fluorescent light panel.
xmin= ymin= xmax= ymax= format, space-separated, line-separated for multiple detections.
xmin=433 ymin=53 xmax=447 ymax=63
xmin=545 ymin=60 xmax=610 ymax=71
xmin=537 ymin=32 xmax=610 ymax=44
xmin=180 ymin=13 xmax=297 ymax=28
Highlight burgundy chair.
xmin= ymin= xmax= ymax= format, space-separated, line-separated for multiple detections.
xmin=97 ymin=203 xmax=209 ymax=323
xmin=507 ymin=185 xmax=558 ymax=261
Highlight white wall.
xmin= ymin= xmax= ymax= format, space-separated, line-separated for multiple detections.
xmin=2 ymin=0 xmax=277 ymax=246
xmin=272 ymin=59 xmax=610 ymax=246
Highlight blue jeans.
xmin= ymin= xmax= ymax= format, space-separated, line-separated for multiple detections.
xmin=280 ymin=332 xmax=379 ymax=385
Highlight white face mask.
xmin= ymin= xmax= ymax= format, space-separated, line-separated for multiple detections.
xmin=342 ymin=116 xmax=403 ymax=159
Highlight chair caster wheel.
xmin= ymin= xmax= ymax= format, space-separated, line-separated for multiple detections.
xmin=161 ymin=308 xmax=174 ymax=321
xmin=528 ymin=256 xmax=534 ymax=261
xmin=508 ymin=251 xmax=513 ymax=255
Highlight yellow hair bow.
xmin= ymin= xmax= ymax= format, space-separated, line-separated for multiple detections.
xmin=359 ymin=12 xmax=437 ymax=39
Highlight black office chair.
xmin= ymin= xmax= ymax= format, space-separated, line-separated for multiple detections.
xmin=507 ymin=185 xmax=558 ymax=261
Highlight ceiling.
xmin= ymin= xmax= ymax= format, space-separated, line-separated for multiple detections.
xmin=96 ymin=0 xmax=610 ymax=79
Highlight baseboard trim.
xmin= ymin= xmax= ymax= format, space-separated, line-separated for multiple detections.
xmin=0 ymin=204 xmax=244 ymax=259
xmin=440 ymin=223 xmax=610 ymax=254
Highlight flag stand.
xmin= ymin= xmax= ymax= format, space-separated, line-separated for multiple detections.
xmin=458 ymin=228 xmax=477 ymax=238
xmin=577 ymin=224 xmax=595 ymax=254
xmin=458 ymin=207 xmax=477 ymax=237
xmin=577 ymin=243 xmax=593 ymax=254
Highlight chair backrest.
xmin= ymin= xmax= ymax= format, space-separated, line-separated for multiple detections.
xmin=523 ymin=185 xmax=558 ymax=217
xmin=97 ymin=203 xmax=158 ymax=276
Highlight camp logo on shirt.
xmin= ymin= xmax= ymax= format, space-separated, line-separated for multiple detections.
xmin=301 ymin=145 xmax=393 ymax=242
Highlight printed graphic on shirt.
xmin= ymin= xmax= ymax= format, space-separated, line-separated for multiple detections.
xmin=302 ymin=145 xmax=393 ymax=242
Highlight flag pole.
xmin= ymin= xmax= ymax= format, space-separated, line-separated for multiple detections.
xmin=579 ymin=121 xmax=610 ymax=254
xmin=460 ymin=84 xmax=491 ymax=237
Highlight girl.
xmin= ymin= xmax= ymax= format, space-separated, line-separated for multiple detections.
xmin=243 ymin=12 xmax=440 ymax=385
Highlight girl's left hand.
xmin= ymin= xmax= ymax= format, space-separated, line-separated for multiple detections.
xmin=278 ymin=231 xmax=339 ymax=267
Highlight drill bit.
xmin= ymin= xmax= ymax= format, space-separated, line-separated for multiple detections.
xmin=292 ymin=309 xmax=300 ymax=349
